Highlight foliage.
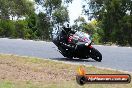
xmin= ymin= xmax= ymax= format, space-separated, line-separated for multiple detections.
xmin=35 ymin=0 xmax=70 ymax=39
xmin=72 ymin=16 xmax=86 ymax=31
xmin=0 ymin=0 xmax=131 ymax=46
xmin=26 ymin=13 xmax=38 ymax=39
xmin=36 ymin=12 xmax=51 ymax=40
xmin=52 ymin=6 xmax=69 ymax=25
xmin=82 ymin=20 xmax=102 ymax=44
xmin=84 ymin=0 xmax=132 ymax=46
xmin=0 ymin=0 xmax=53 ymax=40
xmin=0 ymin=20 xmax=15 ymax=37
xmin=0 ymin=0 xmax=34 ymax=20
xmin=14 ymin=20 xmax=29 ymax=39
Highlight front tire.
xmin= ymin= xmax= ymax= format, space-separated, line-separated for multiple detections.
xmin=90 ymin=48 xmax=102 ymax=62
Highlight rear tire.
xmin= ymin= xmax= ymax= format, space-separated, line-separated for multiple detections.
xmin=90 ymin=48 xmax=102 ymax=62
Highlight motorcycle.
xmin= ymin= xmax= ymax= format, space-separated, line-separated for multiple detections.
xmin=52 ymin=28 xmax=102 ymax=62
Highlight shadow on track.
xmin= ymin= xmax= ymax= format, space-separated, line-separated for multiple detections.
xmin=50 ymin=58 xmax=97 ymax=63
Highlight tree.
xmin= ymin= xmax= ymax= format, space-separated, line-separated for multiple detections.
xmin=0 ymin=0 xmax=34 ymax=20
xmin=52 ymin=6 xmax=69 ymax=25
xmin=83 ymin=0 xmax=132 ymax=45
xmin=35 ymin=0 xmax=70 ymax=39
xmin=82 ymin=20 xmax=101 ymax=44
xmin=0 ymin=0 xmax=10 ymax=19
xmin=0 ymin=0 xmax=36 ymax=39
xmin=14 ymin=20 xmax=30 ymax=39
xmin=0 ymin=20 xmax=15 ymax=37
xmin=26 ymin=12 xmax=38 ymax=39
xmin=36 ymin=12 xmax=51 ymax=40
xmin=35 ymin=0 xmax=62 ymax=18
xmin=73 ymin=16 xmax=86 ymax=31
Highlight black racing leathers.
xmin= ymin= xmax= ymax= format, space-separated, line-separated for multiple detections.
xmin=59 ymin=28 xmax=75 ymax=52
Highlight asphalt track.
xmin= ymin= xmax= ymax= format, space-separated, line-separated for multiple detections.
xmin=0 ymin=38 xmax=132 ymax=72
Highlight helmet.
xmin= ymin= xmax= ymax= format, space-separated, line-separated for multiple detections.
xmin=62 ymin=22 xmax=71 ymax=33
xmin=63 ymin=22 xmax=70 ymax=28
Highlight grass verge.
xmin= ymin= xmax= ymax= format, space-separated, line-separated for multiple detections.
xmin=0 ymin=54 xmax=131 ymax=88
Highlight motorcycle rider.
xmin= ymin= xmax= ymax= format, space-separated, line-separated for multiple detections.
xmin=59 ymin=22 xmax=76 ymax=58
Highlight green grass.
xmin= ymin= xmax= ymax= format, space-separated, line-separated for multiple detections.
xmin=0 ymin=80 xmax=131 ymax=88
xmin=0 ymin=54 xmax=131 ymax=88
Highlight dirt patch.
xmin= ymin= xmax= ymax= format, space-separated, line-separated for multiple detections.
xmin=0 ymin=54 xmax=76 ymax=84
xmin=0 ymin=54 xmax=131 ymax=88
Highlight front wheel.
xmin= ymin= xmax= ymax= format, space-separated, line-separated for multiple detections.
xmin=89 ymin=48 xmax=102 ymax=62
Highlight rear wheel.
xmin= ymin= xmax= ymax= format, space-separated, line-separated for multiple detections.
xmin=90 ymin=48 xmax=102 ymax=62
